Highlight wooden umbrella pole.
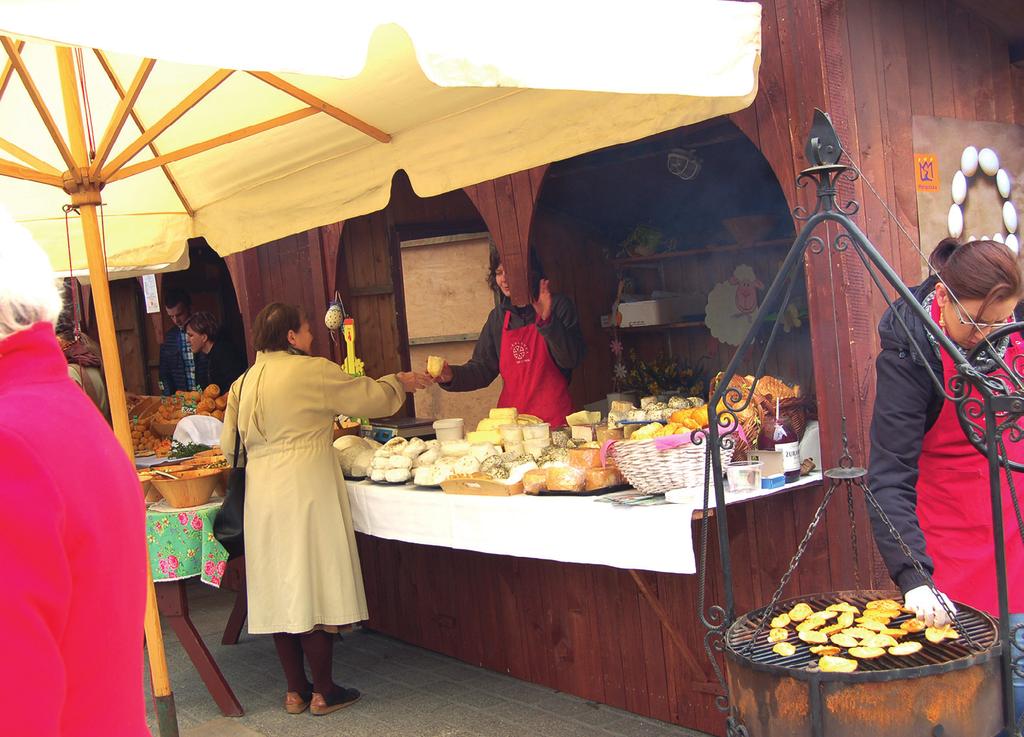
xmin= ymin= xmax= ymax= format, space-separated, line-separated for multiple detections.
xmin=55 ymin=46 xmax=178 ymax=736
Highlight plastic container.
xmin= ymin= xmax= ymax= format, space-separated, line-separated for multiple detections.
xmin=726 ymin=461 xmax=763 ymax=494
xmin=523 ymin=438 xmax=549 ymax=458
xmin=432 ymin=418 xmax=465 ymax=441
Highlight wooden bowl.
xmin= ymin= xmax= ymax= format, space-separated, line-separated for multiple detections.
xmin=150 ymin=417 xmax=179 ymax=438
xmin=151 ymin=468 xmax=221 ymax=508
xmin=138 ymin=472 xmax=162 ymax=503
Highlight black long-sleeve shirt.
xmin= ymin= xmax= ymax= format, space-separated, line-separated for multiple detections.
xmin=441 ymin=294 xmax=585 ymax=393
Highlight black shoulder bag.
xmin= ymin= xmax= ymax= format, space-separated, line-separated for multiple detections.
xmin=214 ymin=370 xmax=249 ymax=560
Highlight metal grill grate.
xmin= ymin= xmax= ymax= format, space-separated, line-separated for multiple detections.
xmin=727 ymin=590 xmax=997 ymax=673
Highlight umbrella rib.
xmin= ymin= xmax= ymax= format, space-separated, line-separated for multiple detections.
xmin=0 ymin=136 xmax=62 ymax=175
xmin=246 ymin=71 xmax=391 ymax=143
xmin=0 ymin=157 xmax=64 ymax=187
xmin=106 ymin=107 xmax=320 ymax=184
xmin=101 ymin=68 xmax=233 ymax=180
xmin=92 ymin=49 xmax=194 ymax=217
xmin=0 ymin=36 xmax=78 ymax=176
xmin=0 ymin=38 xmax=25 ymax=103
xmin=90 ymin=57 xmax=156 ymax=177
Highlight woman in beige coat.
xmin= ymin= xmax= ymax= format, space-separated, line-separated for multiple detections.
xmin=221 ymin=302 xmax=430 ymax=716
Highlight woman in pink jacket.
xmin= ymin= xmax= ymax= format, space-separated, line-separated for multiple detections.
xmin=0 ymin=221 xmax=148 ymax=736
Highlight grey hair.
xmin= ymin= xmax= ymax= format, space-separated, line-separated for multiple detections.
xmin=0 ymin=209 xmax=62 ymax=341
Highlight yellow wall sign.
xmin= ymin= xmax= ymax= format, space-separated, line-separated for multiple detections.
xmin=915 ymin=153 xmax=940 ymax=192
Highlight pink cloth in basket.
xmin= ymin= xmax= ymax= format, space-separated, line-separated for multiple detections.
xmin=600 ymin=419 xmax=745 ymax=466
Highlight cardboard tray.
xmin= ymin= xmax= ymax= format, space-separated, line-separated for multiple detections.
xmin=441 ymin=474 xmax=524 ymax=496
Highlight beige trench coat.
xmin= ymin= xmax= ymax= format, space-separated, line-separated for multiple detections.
xmin=221 ymin=350 xmax=404 ymax=634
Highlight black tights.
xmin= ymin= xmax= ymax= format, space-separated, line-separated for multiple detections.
xmin=272 ymin=630 xmax=339 ymax=697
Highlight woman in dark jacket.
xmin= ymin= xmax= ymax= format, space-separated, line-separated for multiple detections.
xmin=432 ymin=247 xmax=584 ymax=426
xmin=185 ymin=311 xmax=247 ymax=393
xmin=868 ymin=238 xmax=1024 ymax=718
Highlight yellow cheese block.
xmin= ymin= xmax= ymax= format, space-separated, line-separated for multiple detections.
xmin=566 ymin=410 xmax=601 ymax=426
xmin=476 ymin=418 xmax=504 ymax=433
xmin=489 ymin=408 xmax=518 ymax=421
xmin=466 ymin=430 xmax=502 ymax=445
xmin=427 ymin=355 xmax=445 ymax=378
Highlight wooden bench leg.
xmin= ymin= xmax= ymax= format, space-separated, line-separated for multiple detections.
xmin=156 ymin=580 xmax=244 ymax=717
xmin=221 ymin=557 xmax=248 ymax=646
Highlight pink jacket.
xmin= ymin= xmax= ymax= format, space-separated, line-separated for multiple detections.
xmin=0 ymin=323 xmax=148 ymax=736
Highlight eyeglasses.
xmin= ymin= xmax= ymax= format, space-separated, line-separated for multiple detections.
xmin=948 ymin=298 xmax=1012 ymax=331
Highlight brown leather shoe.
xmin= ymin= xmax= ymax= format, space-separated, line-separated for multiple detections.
xmin=284 ymin=689 xmax=312 ymax=714
xmin=310 ymin=687 xmax=361 ymax=716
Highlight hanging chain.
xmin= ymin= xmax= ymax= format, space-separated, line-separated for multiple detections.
xmin=743 ymin=480 xmax=841 ymax=656
xmin=846 ymin=484 xmax=861 ymax=589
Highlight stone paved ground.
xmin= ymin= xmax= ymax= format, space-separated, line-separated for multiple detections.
xmin=146 ymin=582 xmax=713 ymax=737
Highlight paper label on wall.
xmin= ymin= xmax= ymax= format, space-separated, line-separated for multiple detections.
xmin=914 ymin=153 xmax=939 ymax=192
xmin=142 ymin=274 xmax=160 ymax=314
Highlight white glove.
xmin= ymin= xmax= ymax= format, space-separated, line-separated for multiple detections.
xmin=904 ymin=584 xmax=957 ymax=627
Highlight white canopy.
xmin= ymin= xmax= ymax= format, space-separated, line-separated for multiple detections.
xmin=0 ymin=0 xmax=762 ymax=271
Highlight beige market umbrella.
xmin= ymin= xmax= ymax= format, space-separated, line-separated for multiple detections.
xmin=0 ymin=2 xmax=761 ymax=732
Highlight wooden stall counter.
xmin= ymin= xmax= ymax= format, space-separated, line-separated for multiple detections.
xmin=351 ymin=473 xmax=850 ymax=736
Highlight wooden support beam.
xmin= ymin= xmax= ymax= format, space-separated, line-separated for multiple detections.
xmin=91 ymin=57 xmax=156 ymax=176
xmin=0 ymin=38 xmax=25 ymax=102
xmin=1 ymin=37 xmax=78 ymax=176
xmin=101 ymin=69 xmax=233 ymax=179
xmin=247 ymin=71 xmax=391 ymax=143
xmin=0 ymin=137 xmax=61 ymax=175
xmin=107 ymin=107 xmax=319 ymax=183
xmin=628 ymin=569 xmax=706 ymax=682
xmin=93 ymin=49 xmax=194 ymax=217
xmin=0 ymin=157 xmax=63 ymax=187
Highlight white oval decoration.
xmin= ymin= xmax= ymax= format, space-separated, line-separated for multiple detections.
xmin=1005 ymin=201 xmax=1019 ymax=234
xmin=978 ymin=148 xmax=999 ymax=176
xmin=997 ymin=169 xmax=1011 ymax=199
xmin=961 ymin=146 xmax=979 ymax=176
xmin=1007 ymin=234 xmax=1020 ymax=254
xmin=951 ymin=171 xmax=968 ymax=204
xmin=948 ymin=204 xmax=964 ymax=238
xmin=993 ymin=233 xmax=1005 ymax=243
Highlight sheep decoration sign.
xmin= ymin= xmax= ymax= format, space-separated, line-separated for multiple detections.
xmin=705 ymin=264 xmax=763 ymax=346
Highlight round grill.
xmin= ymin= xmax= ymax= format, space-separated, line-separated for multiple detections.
xmin=727 ymin=589 xmax=998 ymax=680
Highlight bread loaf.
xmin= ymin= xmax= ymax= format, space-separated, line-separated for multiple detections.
xmin=546 ymin=466 xmax=586 ymax=491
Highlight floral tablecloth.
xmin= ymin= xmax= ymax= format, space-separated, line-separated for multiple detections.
xmin=146 ymin=500 xmax=229 ymax=587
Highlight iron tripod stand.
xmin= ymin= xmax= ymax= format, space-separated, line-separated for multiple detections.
xmin=694 ymin=110 xmax=1024 ymax=737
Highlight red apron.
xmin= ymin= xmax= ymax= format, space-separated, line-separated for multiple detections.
xmin=497 ymin=310 xmax=574 ymax=427
xmin=916 ymin=296 xmax=1024 ymax=615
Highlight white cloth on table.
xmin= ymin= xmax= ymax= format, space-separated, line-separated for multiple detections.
xmin=346 ymin=481 xmax=699 ymax=574
xmin=172 ymin=415 xmax=224 ymax=446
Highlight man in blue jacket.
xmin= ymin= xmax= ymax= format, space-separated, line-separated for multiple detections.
xmin=158 ymin=288 xmax=206 ymax=395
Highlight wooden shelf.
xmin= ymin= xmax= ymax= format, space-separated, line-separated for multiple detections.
xmin=603 ymin=320 xmax=705 ymax=332
xmin=609 ymin=238 xmax=791 ymax=266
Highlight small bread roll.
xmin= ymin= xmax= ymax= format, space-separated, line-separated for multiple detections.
xmin=370 ymin=468 xmax=387 ymax=482
xmin=402 ymin=437 xmax=427 ymax=458
xmin=385 ymin=468 xmax=411 ymax=483
xmin=454 ymin=455 xmax=482 ymax=475
xmin=413 ymin=466 xmax=435 ymax=486
xmin=413 ymin=448 xmax=440 ymax=468
xmin=389 ymin=455 xmax=414 ymax=470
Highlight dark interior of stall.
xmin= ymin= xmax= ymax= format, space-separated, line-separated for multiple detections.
xmin=532 ymin=116 xmax=814 ymax=410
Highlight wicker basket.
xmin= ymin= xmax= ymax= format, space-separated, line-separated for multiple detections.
xmin=608 ymin=433 xmax=735 ymax=495
xmin=709 ymin=373 xmax=764 ymax=461
xmin=151 ymin=468 xmax=221 ymax=508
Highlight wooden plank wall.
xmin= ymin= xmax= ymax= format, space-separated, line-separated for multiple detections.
xmin=357 ymin=482 xmax=849 ymax=736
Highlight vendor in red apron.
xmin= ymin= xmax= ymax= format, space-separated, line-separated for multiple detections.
xmin=868 ymin=238 xmax=1024 ymax=719
xmin=432 ymin=245 xmax=583 ymax=427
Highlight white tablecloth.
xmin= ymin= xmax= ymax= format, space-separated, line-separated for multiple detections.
xmin=347 ymin=482 xmax=699 ymax=573
xmin=346 ymin=473 xmax=822 ymax=575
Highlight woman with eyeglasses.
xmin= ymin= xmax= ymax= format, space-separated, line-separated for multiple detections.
xmin=868 ymin=237 xmax=1024 ymax=718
